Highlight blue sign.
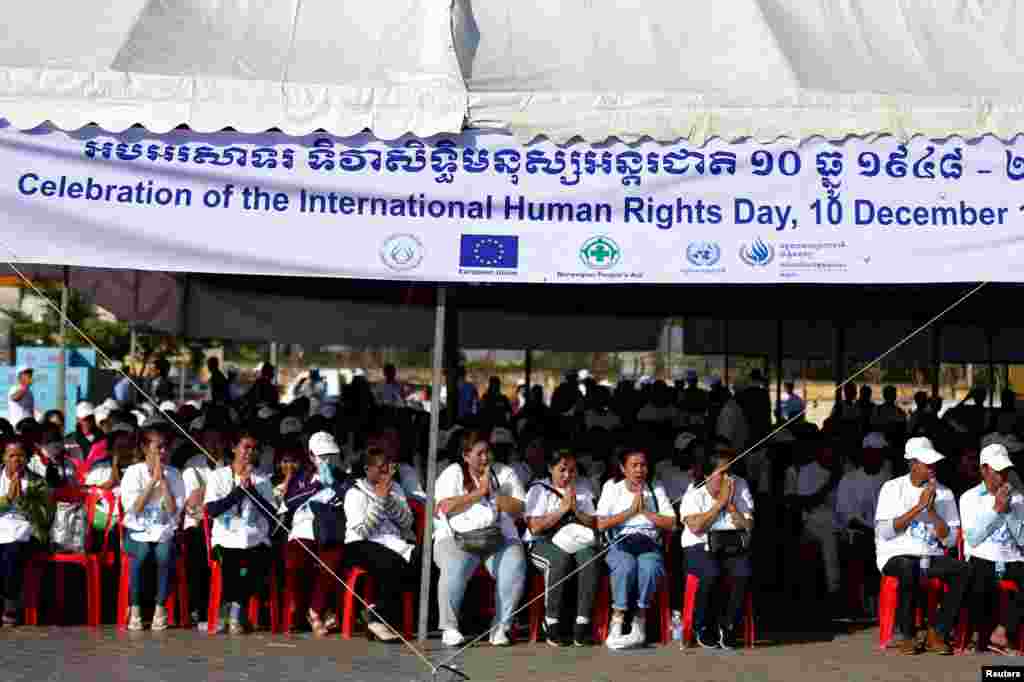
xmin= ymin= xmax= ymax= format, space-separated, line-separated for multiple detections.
xmin=459 ymin=235 xmax=519 ymax=268
xmin=16 ymin=346 xmax=97 ymax=369
xmin=0 ymin=365 xmax=90 ymax=422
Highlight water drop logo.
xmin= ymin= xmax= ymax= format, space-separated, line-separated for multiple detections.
xmin=739 ymin=237 xmax=775 ymax=267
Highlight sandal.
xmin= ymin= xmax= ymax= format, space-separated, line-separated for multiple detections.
xmin=991 ymin=627 xmax=1012 ymax=655
xmin=307 ymin=609 xmax=328 ymax=638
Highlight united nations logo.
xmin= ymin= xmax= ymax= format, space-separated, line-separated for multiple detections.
xmin=686 ymin=241 xmax=721 ymax=268
xmin=579 ymin=236 xmax=621 ymax=270
xmin=380 ymin=234 xmax=424 ymax=271
xmin=739 ymin=237 xmax=775 ymax=267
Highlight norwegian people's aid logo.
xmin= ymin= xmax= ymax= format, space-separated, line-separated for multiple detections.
xmin=579 ymin=235 xmax=621 ymax=270
xmin=686 ymin=241 xmax=721 ymax=268
xmin=380 ymin=234 xmax=424 ymax=271
xmin=739 ymin=237 xmax=775 ymax=267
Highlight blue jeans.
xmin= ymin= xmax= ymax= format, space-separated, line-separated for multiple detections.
xmin=606 ymin=534 xmax=665 ymax=611
xmin=124 ymin=535 xmax=176 ymax=607
xmin=434 ymin=537 xmax=526 ymax=631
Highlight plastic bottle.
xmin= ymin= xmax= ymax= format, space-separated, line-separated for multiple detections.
xmin=671 ymin=610 xmax=682 ymax=641
xmin=997 ymin=561 xmax=1006 ymax=580
xmin=919 ymin=554 xmax=930 ymax=575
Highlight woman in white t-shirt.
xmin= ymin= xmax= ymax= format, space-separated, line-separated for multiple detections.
xmin=433 ymin=429 xmax=527 ymax=648
xmin=203 ymin=431 xmax=278 ymax=634
xmin=596 ymin=449 xmax=675 ymax=650
xmin=524 ymin=448 xmax=599 ymax=647
xmin=679 ymin=449 xmax=754 ymax=649
xmin=119 ymin=428 xmax=186 ymax=632
xmin=343 ymin=446 xmax=418 ymax=643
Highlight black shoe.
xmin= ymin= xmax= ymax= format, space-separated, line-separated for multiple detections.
xmin=572 ymin=623 xmax=594 ymax=647
xmin=696 ymin=627 xmax=719 ymax=649
xmin=719 ymin=626 xmax=738 ymax=650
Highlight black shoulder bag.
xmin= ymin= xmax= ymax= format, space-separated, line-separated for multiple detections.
xmin=450 ymin=470 xmax=505 ymax=556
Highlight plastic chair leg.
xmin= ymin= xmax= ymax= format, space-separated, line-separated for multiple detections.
xmin=55 ymin=564 xmax=66 ymax=625
xmin=22 ymin=558 xmax=41 ymax=626
xmin=682 ymin=573 xmax=699 ymax=645
xmin=207 ymin=565 xmax=222 ymax=634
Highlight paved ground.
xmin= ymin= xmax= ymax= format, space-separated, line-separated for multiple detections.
xmin=0 ymin=625 xmax=1009 ymax=682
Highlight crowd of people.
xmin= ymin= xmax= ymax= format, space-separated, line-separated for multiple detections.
xmin=0 ymin=360 xmax=1022 ymax=656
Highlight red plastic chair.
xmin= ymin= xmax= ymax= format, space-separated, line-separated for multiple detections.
xmin=23 ymin=487 xmax=117 ymax=626
xmin=202 ymin=511 xmax=280 ymax=634
xmin=339 ymin=498 xmax=425 ymax=639
xmin=526 ymin=570 xmax=546 ymax=642
xmin=280 ymin=539 xmax=312 ymax=634
xmin=115 ymin=498 xmax=190 ymax=630
xmin=953 ymin=529 xmax=1024 ymax=653
xmin=877 ymin=574 xmax=945 ymax=649
xmin=679 ymin=573 xmax=755 ymax=647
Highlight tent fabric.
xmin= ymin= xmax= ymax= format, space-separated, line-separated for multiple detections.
xmin=0 ymin=0 xmax=466 ymax=138
xmin=6 ymin=1 xmax=1024 ymax=142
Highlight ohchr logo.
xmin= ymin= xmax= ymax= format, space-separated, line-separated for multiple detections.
xmin=579 ymin=235 xmax=621 ymax=270
xmin=380 ymin=233 xmax=424 ymax=271
xmin=686 ymin=241 xmax=721 ymax=268
xmin=739 ymin=237 xmax=775 ymax=267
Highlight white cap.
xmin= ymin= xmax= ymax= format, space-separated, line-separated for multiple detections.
xmin=131 ymin=410 xmax=147 ymax=426
xmin=75 ymin=402 xmax=95 ymax=420
xmin=279 ymin=416 xmax=303 ymax=436
xmin=109 ymin=421 xmax=135 ymax=435
xmin=102 ymin=398 xmax=121 ymax=411
xmin=158 ymin=401 xmax=176 ymax=413
xmin=981 ymin=443 xmax=1014 ymax=472
xmin=491 ymin=427 xmax=515 ymax=446
xmin=94 ymin=405 xmax=112 ymax=424
xmin=904 ymin=436 xmax=934 ymax=458
xmin=15 ymin=365 xmax=31 ymax=375
xmin=257 ymin=406 xmax=277 ymax=420
xmin=863 ymin=432 xmax=889 ymax=450
xmin=309 ymin=431 xmax=341 ymax=457
xmin=674 ymin=432 xmax=697 ymax=450
xmin=905 ymin=442 xmax=945 ymax=465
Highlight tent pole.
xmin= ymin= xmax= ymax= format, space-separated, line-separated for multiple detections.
xmin=56 ymin=266 xmax=69 ymax=417
xmin=524 ymin=348 xmax=532 ymax=393
xmin=930 ymin=325 xmax=941 ymax=399
xmin=775 ymin=319 xmax=783 ymax=423
xmin=418 ymin=286 xmax=446 ymax=643
xmin=987 ymin=328 xmax=996 ymax=408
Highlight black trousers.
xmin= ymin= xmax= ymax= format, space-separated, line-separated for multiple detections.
xmin=685 ymin=545 xmax=751 ymax=633
xmin=184 ymin=527 xmax=210 ymax=618
xmin=217 ymin=545 xmax=271 ymax=608
xmin=528 ymin=538 xmax=600 ymax=622
xmin=343 ymin=540 xmax=420 ymax=626
xmin=882 ymin=555 xmax=969 ymax=638
xmin=968 ymin=557 xmax=1024 ymax=637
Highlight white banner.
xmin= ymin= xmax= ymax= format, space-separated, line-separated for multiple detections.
xmin=2 ymin=123 xmax=1023 ymax=284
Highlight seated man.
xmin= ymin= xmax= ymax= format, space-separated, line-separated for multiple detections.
xmin=875 ymin=437 xmax=968 ymax=655
xmin=960 ymin=443 xmax=1024 ymax=654
xmin=784 ymin=441 xmax=842 ymax=614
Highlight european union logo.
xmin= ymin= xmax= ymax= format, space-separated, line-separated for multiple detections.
xmin=459 ymin=235 xmax=519 ymax=268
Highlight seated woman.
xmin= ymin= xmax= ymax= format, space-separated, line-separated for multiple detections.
xmin=203 ymin=431 xmax=278 ymax=634
xmin=278 ymin=433 xmax=343 ymax=635
xmin=524 ymin=448 xmax=599 ymax=647
xmin=343 ymin=445 xmax=419 ymax=642
xmin=596 ymin=448 xmax=675 ymax=649
xmin=119 ymin=427 xmax=186 ymax=631
xmin=0 ymin=438 xmax=48 ymax=625
xmin=679 ymin=447 xmax=754 ymax=649
xmin=434 ymin=429 xmax=527 ymax=647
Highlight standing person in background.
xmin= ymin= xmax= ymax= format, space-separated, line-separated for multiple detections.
xmin=207 ymin=357 xmax=229 ymax=404
xmin=113 ymin=360 xmax=137 ymax=408
xmin=907 ymin=391 xmax=932 ymax=436
xmin=7 ymin=367 xmax=34 ymax=425
xmin=455 ymin=366 xmax=479 ymax=421
xmin=480 ymin=377 xmax=514 ymax=429
xmin=246 ymin=363 xmax=280 ymax=407
xmin=737 ymin=370 xmax=772 ymax=445
xmin=149 ymin=358 xmax=175 ymax=404
xmin=374 ymin=364 xmax=404 ymax=406
xmin=777 ymin=381 xmax=805 ymax=422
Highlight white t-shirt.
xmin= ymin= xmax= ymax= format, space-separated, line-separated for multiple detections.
xmin=656 ymin=463 xmax=692 ymax=505
xmin=7 ymin=385 xmax=33 ymax=425
xmin=119 ymin=462 xmax=185 ymax=543
xmin=344 ymin=479 xmax=415 ymax=561
xmin=596 ymin=478 xmax=674 ymax=543
xmin=84 ymin=466 xmax=122 ymax=523
xmin=680 ymin=477 xmax=755 ymax=549
xmin=203 ymin=466 xmax=275 ymax=549
xmin=834 ymin=468 xmax=888 ymax=531
xmin=433 ymin=462 xmax=525 ymax=543
xmin=286 ymin=475 xmax=335 ymax=543
xmin=874 ymin=474 xmax=960 ymax=572
xmin=960 ymin=482 xmax=1024 ymax=563
xmin=0 ymin=470 xmax=32 ymax=544
xmin=522 ymin=477 xmax=596 ymax=542
xmin=182 ymin=454 xmax=220 ymax=530
xmin=784 ymin=461 xmax=835 ymax=522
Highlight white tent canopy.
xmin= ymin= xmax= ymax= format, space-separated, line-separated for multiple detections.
xmin=6 ymin=1 xmax=1024 ymax=142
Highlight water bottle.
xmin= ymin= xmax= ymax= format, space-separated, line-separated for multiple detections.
xmin=919 ymin=554 xmax=930 ymax=575
xmin=671 ymin=610 xmax=683 ymax=642
xmin=997 ymin=561 xmax=1006 ymax=580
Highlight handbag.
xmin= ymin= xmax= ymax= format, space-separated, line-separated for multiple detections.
xmin=707 ymin=529 xmax=751 ymax=557
xmin=50 ymin=501 xmax=87 ymax=553
xmin=450 ymin=470 xmax=505 ymax=556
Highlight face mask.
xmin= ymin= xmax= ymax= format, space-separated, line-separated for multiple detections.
xmin=316 ymin=455 xmax=337 ymax=485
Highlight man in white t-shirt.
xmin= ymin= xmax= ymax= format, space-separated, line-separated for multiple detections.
xmin=961 ymin=444 xmax=1024 ymax=655
xmin=784 ymin=441 xmax=842 ymax=611
xmin=874 ymin=437 xmax=968 ymax=655
xmin=7 ymin=367 xmax=34 ymax=426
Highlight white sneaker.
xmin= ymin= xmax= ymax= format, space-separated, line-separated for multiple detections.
xmin=442 ymin=629 xmax=466 ymax=647
xmin=605 ymin=618 xmax=631 ymax=650
xmin=626 ymin=618 xmax=646 ymax=648
xmin=489 ymin=625 xmax=511 ymax=647
xmin=127 ymin=606 xmax=144 ymax=632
